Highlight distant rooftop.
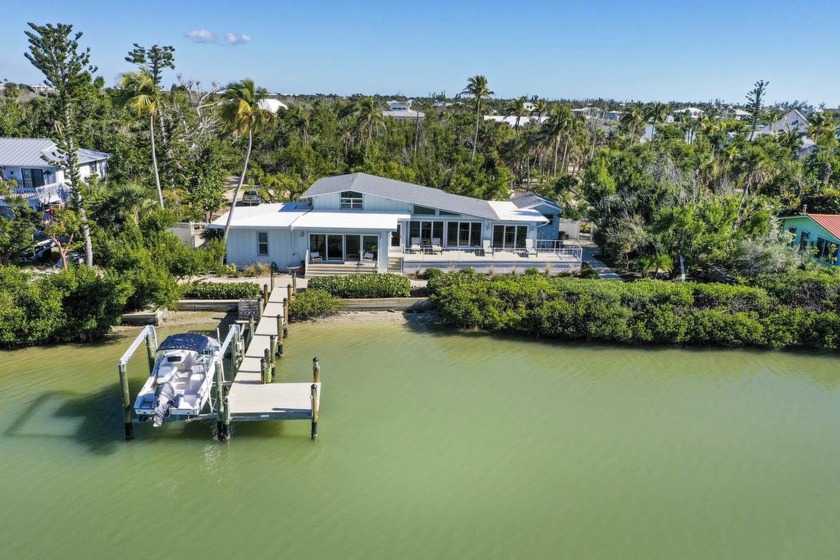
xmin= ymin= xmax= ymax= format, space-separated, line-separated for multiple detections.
xmin=0 ymin=138 xmax=109 ymax=167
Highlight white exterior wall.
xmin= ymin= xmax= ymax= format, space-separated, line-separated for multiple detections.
xmin=2 ymin=165 xmax=65 ymax=186
xmin=226 ymin=228 xmax=302 ymax=270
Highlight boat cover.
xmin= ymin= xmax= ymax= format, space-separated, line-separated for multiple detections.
xmin=158 ymin=333 xmax=212 ymax=353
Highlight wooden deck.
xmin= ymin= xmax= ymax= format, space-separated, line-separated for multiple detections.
xmin=226 ymin=287 xmax=321 ymax=422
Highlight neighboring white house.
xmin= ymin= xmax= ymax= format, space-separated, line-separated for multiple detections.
xmin=383 ymin=100 xmax=425 ymax=121
xmin=748 ymin=109 xmax=817 ymax=157
xmin=211 ymin=173 xmax=582 ymax=275
xmin=257 ymin=98 xmax=288 ymax=114
xmin=674 ymin=107 xmax=704 ymax=119
xmin=0 ymin=138 xmax=109 ymax=208
xmin=483 ymin=114 xmax=549 ymax=127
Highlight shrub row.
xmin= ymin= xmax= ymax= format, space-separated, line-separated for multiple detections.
xmin=0 ymin=265 xmax=131 ymax=347
xmin=182 ymin=281 xmax=261 ymax=299
xmin=289 ymin=289 xmax=346 ymax=321
xmin=307 ymin=273 xmax=411 ymax=298
xmin=429 ymin=270 xmax=840 ymax=350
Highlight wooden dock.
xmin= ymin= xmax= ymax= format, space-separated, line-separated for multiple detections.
xmin=227 ymin=286 xmax=321 ymax=423
xmin=117 ymin=277 xmax=321 ymax=442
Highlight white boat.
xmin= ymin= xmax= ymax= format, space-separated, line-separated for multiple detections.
xmin=133 ymin=333 xmax=222 ymax=427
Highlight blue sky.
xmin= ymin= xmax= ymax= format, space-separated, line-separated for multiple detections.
xmin=1 ymin=0 xmax=837 ymax=105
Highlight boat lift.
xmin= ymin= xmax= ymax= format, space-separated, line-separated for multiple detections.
xmin=117 ymin=324 xmax=242 ymax=441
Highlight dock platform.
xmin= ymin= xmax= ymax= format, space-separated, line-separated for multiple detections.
xmin=227 ymin=287 xmax=320 ymax=421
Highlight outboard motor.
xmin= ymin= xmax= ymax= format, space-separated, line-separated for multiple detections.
xmin=153 ymin=382 xmax=176 ymax=427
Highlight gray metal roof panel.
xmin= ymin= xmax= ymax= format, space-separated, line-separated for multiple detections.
xmin=0 ymin=138 xmax=109 ymax=167
xmin=511 ymin=193 xmax=562 ymax=211
xmin=302 ymin=173 xmax=501 ymax=220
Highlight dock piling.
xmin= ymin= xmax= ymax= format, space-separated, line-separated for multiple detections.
xmin=118 ymin=363 xmax=134 ymax=441
xmin=145 ymin=330 xmax=156 ymax=372
xmin=287 ymin=283 xmax=292 ymax=304
xmin=310 ymin=383 xmax=319 ymax=440
xmin=292 ymin=274 xmax=297 ymax=293
xmin=248 ymin=316 xmax=255 ymax=346
xmin=263 ymin=284 xmax=269 ymax=308
xmin=269 ymin=336 xmax=277 ymax=381
xmin=257 ymin=294 xmax=264 ymax=320
xmin=270 ymin=266 xmax=275 ymax=291
xmin=214 ymin=356 xmax=228 ymax=441
xmin=283 ymin=297 xmax=290 ymax=330
xmin=313 ymin=357 xmax=320 ymax=383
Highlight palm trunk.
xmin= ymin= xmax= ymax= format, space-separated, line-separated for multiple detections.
xmin=553 ymin=138 xmax=560 ymax=176
xmin=472 ymin=99 xmax=480 ymax=163
xmin=561 ymin=138 xmax=570 ymax=173
xmin=150 ymin=114 xmax=164 ymax=208
xmin=223 ymin=130 xmax=253 ymax=242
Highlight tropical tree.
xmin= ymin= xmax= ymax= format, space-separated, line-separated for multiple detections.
xmin=808 ymin=111 xmax=837 ymax=148
xmin=119 ymin=69 xmax=165 ymax=207
xmin=542 ymin=105 xmax=574 ymax=175
xmin=25 ymin=22 xmax=97 ymax=266
xmin=505 ymin=96 xmax=529 ymax=135
xmin=352 ymin=97 xmax=384 ymax=157
xmin=746 ymin=79 xmax=769 ymax=140
xmin=619 ymin=106 xmax=644 ymax=143
xmin=220 ymin=79 xmax=273 ymax=241
xmin=462 ymin=75 xmax=493 ymax=162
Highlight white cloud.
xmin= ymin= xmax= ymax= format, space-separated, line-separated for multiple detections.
xmin=225 ymin=32 xmax=252 ymax=46
xmin=184 ymin=29 xmax=216 ymax=43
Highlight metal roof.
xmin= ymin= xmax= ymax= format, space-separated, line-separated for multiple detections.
xmin=291 ymin=211 xmax=408 ymax=231
xmin=0 ymin=138 xmax=109 ymax=167
xmin=510 ymin=193 xmax=562 ymax=212
xmin=808 ymin=214 xmax=840 ymax=240
xmin=302 ymin=173 xmax=507 ymax=221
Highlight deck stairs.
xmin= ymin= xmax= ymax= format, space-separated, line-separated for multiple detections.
xmin=388 ymin=256 xmax=404 ymax=273
xmin=306 ymin=262 xmax=377 ymax=278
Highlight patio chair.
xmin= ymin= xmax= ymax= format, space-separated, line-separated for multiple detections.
xmin=482 ymin=240 xmax=494 ymax=256
xmin=361 ymin=251 xmax=374 ymax=262
xmin=410 ymin=237 xmax=422 ymax=254
xmin=430 ymin=238 xmax=443 ymax=254
xmin=524 ymin=239 xmax=538 ymax=257
xmin=310 ymin=251 xmax=322 ymax=263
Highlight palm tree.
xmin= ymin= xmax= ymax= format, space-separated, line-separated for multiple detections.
xmin=352 ymin=97 xmax=384 ymax=157
xmin=461 ymin=75 xmax=493 ymax=162
xmin=505 ymin=96 xmax=529 ymax=135
xmin=619 ymin=106 xmax=644 ymax=143
xmin=808 ymin=111 xmax=836 ymax=148
xmin=541 ymin=105 xmax=574 ymax=176
xmin=644 ymin=102 xmax=670 ymax=141
xmin=220 ymin=79 xmax=273 ymax=241
xmin=119 ymin=69 xmax=165 ymax=208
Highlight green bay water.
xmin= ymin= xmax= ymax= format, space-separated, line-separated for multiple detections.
xmin=2 ymin=316 xmax=840 ymax=559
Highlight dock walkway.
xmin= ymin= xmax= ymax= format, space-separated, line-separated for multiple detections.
xmin=227 ymin=287 xmax=321 ymax=422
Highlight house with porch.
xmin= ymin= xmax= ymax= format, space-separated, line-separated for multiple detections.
xmin=0 ymin=138 xmax=109 ymax=208
xmin=211 ymin=173 xmax=582 ymax=276
xmin=779 ymin=213 xmax=840 ymax=267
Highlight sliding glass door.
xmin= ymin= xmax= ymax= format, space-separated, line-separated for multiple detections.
xmin=310 ymin=234 xmax=379 ymax=261
xmin=408 ymin=221 xmax=443 ymax=245
xmin=446 ymin=222 xmax=482 ymax=248
xmin=492 ymin=225 xmax=528 ymax=249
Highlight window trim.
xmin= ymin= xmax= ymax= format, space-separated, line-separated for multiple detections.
xmin=340 ymin=191 xmax=363 ymax=210
xmin=257 ymin=231 xmax=269 ymax=256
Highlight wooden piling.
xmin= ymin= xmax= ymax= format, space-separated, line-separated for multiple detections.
xmin=248 ymin=316 xmax=256 ymax=345
xmin=292 ymin=274 xmax=297 ymax=293
xmin=276 ymin=314 xmax=283 ymax=340
xmin=278 ymin=338 xmax=284 ymax=358
xmin=287 ymin=283 xmax=292 ymax=303
xmin=118 ymin=363 xmax=134 ymax=441
xmin=263 ymin=284 xmax=269 ymax=307
xmin=313 ymin=357 xmax=320 ymax=383
xmin=257 ymin=294 xmax=264 ymax=320
xmin=310 ymin=383 xmax=319 ymax=440
xmin=269 ymin=335 xmax=277 ymax=381
xmin=270 ymin=266 xmax=275 ymax=291
xmin=264 ymin=348 xmax=272 ymax=384
xmin=260 ymin=357 xmax=268 ymax=385
xmin=214 ymin=357 xmax=228 ymax=440
xmin=283 ymin=297 xmax=290 ymax=327
xmin=145 ymin=330 xmax=156 ymax=372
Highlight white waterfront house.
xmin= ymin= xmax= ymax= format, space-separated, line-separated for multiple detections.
xmin=383 ymin=100 xmax=425 ymax=121
xmin=211 ymin=173 xmax=581 ymax=276
xmin=0 ymin=138 xmax=109 ymax=208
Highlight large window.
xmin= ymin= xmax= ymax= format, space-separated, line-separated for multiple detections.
xmin=309 ymin=233 xmax=379 ymax=262
xmin=492 ymin=225 xmax=527 ymax=249
xmin=799 ymin=231 xmax=810 ymax=251
xmin=340 ymin=191 xmax=363 ymax=209
xmin=409 ymin=220 xmax=443 ymax=244
xmin=21 ymin=168 xmax=46 ymax=189
xmin=816 ymin=237 xmax=839 ymax=264
xmin=391 ymin=224 xmax=401 ymax=247
xmin=257 ymin=232 xmax=269 ymax=256
xmin=446 ymin=221 xmax=482 ymax=247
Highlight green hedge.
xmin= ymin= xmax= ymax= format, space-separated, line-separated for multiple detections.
xmin=0 ymin=265 xmax=131 ymax=347
xmin=183 ymin=281 xmax=261 ymax=299
xmin=429 ymin=270 xmax=840 ymax=351
xmin=289 ymin=289 xmax=346 ymax=321
xmin=307 ymin=273 xmax=410 ymax=298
